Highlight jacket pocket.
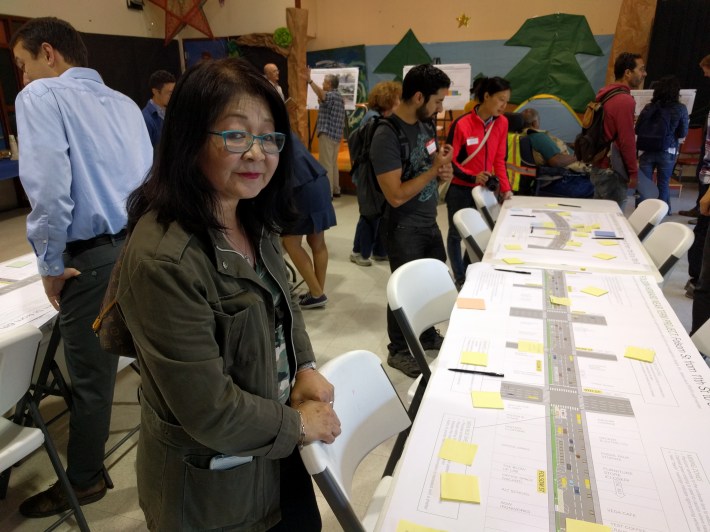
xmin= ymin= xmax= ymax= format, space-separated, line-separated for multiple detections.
xmin=181 ymin=454 xmax=261 ymax=529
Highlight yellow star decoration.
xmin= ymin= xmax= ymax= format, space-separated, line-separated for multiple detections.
xmin=456 ymin=13 xmax=470 ymax=28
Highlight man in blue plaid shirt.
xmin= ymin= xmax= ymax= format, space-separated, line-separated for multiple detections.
xmin=308 ymin=71 xmax=346 ymax=197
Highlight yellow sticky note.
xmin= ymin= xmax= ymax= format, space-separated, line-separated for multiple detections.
xmin=572 ymin=224 xmax=585 ymax=229
xmin=566 ymin=518 xmax=611 ymax=532
xmin=396 ymin=520 xmax=446 ymax=532
xmin=545 ymin=203 xmax=559 ymax=207
xmin=471 ymin=391 xmax=504 ymax=409
xmin=550 ymin=295 xmax=571 ymax=306
xmin=503 ymin=257 xmax=525 ymax=264
xmin=439 ymin=438 xmax=479 ymax=465
xmin=457 ymin=297 xmax=486 ymax=310
xmin=461 ymin=351 xmax=488 ymax=366
xmin=519 ymin=340 xmax=544 ymax=353
xmin=440 ymin=472 xmax=480 ymax=503
xmin=566 ymin=240 xmax=582 ymax=247
xmin=625 ymin=346 xmax=655 ymax=363
xmin=597 ymin=240 xmax=619 ymax=246
xmin=542 ymin=221 xmax=555 ymax=228
xmin=581 ymin=286 xmax=608 ymax=297
xmin=574 ymin=232 xmax=589 ymax=238
xmin=558 ymin=211 xmax=572 ymax=217
xmin=545 ymin=230 xmax=561 ymax=236
xmin=593 ymin=253 xmax=616 ymax=260
xmin=590 ymin=224 xmax=601 ymax=229
xmin=504 ymin=243 xmax=522 ymax=250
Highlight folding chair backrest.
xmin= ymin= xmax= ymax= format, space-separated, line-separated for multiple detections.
xmin=628 ymin=199 xmax=668 ymax=241
xmin=299 ymin=350 xmax=410 ymax=531
xmin=472 ymin=186 xmax=500 ymax=229
xmin=0 ymin=324 xmax=42 ymax=414
xmin=453 ymin=208 xmax=491 ymax=262
xmin=643 ymin=222 xmax=695 ymax=279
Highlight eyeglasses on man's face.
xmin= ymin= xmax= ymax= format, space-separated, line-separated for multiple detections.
xmin=208 ymin=130 xmax=286 ymax=154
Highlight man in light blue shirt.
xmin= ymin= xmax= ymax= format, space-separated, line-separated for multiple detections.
xmin=11 ymin=17 xmax=152 ymax=518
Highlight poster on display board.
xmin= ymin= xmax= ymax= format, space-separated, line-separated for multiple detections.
xmin=403 ymin=64 xmax=471 ymax=111
xmin=631 ymin=89 xmax=696 ymax=119
xmin=306 ymin=68 xmax=359 ymax=111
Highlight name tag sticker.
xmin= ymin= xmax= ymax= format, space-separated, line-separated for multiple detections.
xmin=467 ymin=137 xmax=479 ymax=146
xmin=425 ymin=138 xmax=437 ymax=155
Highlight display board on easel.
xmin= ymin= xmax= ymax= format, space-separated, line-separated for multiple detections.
xmin=631 ymin=89 xmax=697 ymax=119
xmin=403 ymin=63 xmax=471 ymax=111
xmin=306 ymin=68 xmax=360 ymax=111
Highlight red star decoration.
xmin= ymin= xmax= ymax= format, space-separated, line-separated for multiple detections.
xmin=149 ymin=0 xmax=214 ymax=45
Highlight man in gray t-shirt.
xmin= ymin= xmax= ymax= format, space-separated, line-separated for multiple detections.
xmin=370 ymin=64 xmax=454 ymax=378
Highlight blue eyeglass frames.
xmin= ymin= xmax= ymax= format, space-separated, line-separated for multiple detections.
xmin=208 ymin=130 xmax=286 ymax=154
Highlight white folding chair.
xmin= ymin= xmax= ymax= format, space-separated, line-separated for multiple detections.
xmin=0 ymin=324 xmax=90 ymax=531
xmin=387 ymin=258 xmax=458 ymax=416
xmin=471 ymin=186 xmax=500 ymax=229
xmin=299 ymin=350 xmax=411 ymax=532
xmin=453 ymin=208 xmax=492 ymax=263
xmin=691 ymin=318 xmax=710 ymax=358
xmin=628 ymin=198 xmax=669 ymax=241
xmin=642 ymin=222 xmax=695 ymax=281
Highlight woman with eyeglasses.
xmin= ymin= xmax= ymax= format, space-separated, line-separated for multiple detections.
xmin=116 ymin=58 xmax=341 ymax=531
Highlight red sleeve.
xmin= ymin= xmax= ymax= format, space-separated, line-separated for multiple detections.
xmin=604 ymin=93 xmax=638 ymax=181
xmin=450 ymin=116 xmax=476 ymax=179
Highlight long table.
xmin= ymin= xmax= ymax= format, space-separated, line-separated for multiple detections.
xmin=482 ymin=197 xmax=663 ymax=284
xmin=377 ymin=263 xmax=710 ymax=532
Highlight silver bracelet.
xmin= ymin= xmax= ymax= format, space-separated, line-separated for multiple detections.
xmin=296 ymin=409 xmax=306 ymax=450
xmin=297 ymin=361 xmax=317 ymax=373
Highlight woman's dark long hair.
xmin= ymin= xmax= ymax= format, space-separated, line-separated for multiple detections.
xmin=650 ymin=75 xmax=681 ymax=107
xmin=127 ymin=57 xmax=295 ymax=240
xmin=474 ymin=76 xmax=511 ymax=102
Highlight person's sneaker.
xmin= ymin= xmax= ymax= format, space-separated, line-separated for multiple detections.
xmin=421 ymin=330 xmax=444 ymax=351
xmin=299 ymin=292 xmax=328 ymax=309
xmin=689 ymin=218 xmax=698 ymax=225
xmin=372 ymin=255 xmax=389 ymax=262
xmin=349 ymin=252 xmax=372 ymax=267
xmin=679 ymin=207 xmax=700 ymax=217
xmin=387 ymin=350 xmax=421 ymax=378
xmin=686 ymin=280 xmax=696 ymax=299
xmin=19 ymin=478 xmax=107 ymax=518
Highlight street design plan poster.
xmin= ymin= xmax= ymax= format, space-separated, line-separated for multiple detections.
xmin=306 ymin=67 xmax=359 ymax=111
xmin=379 ymin=263 xmax=710 ymax=531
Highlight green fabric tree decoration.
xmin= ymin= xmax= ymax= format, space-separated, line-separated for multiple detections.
xmin=374 ymin=29 xmax=432 ymax=81
xmin=503 ymin=13 xmax=603 ymax=112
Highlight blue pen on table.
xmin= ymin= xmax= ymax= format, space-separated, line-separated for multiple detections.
xmin=494 ymin=268 xmax=531 ymax=275
xmin=449 ymin=368 xmax=504 ymax=377
xmin=557 ymin=203 xmax=581 ymax=208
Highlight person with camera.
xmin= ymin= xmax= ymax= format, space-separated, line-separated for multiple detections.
xmin=446 ymin=76 xmax=513 ymax=288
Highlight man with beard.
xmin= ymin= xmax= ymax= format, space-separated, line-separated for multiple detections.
xmin=590 ymin=52 xmax=647 ymax=207
xmin=370 ymin=64 xmax=454 ymax=377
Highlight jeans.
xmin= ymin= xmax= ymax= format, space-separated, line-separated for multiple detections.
xmin=590 ymin=166 xmax=628 ymax=209
xmin=352 ymin=214 xmax=386 ymax=259
xmin=693 ymin=215 xmax=710 ymax=337
xmin=445 ymin=183 xmax=475 ymax=285
xmin=386 ymin=219 xmax=447 ymax=353
xmin=689 ymin=214 xmax=710 ymax=284
xmin=639 ymin=150 xmax=675 ymax=210
xmin=61 ymin=241 xmax=121 ymax=488
xmin=537 ymin=173 xmax=594 ymax=199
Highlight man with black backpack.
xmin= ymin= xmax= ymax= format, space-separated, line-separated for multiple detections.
xmin=370 ymin=64 xmax=454 ymax=377
xmin=589 ymin=52 xmax=647 ymax=206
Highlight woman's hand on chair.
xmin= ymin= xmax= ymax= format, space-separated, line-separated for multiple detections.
xmin=298 ymin=400 xmax=341 ymax=444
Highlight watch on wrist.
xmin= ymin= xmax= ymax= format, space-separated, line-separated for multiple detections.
xmin=297 ymin=361 xmax=317 ymax=372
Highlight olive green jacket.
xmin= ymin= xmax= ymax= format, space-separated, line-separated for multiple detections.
xmin=117 ymin=212 xmax=315 ymax=531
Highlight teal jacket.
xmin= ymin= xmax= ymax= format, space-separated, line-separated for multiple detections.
xmin=117 ymin=211 xmax=315 ymax=531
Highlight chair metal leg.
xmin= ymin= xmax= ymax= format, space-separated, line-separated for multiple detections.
xmin=382 ymin=376 xmax=427 ymax=477
xmin=27 ymin=396 xmax=90 ymax=532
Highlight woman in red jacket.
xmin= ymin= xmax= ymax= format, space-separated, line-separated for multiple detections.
xmin=445 ymin=76 xmax=512 ymax=287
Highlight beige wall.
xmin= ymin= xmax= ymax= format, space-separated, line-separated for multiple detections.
xmin=0 ymin=0 xmax=293 ymax=39
xmin=303 ymin=0 xmax=624 ymax=49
